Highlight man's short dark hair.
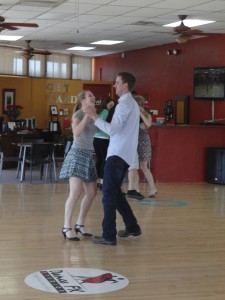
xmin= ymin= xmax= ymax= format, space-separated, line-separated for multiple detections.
xmin=117 ymin=72 xmax=136 ymax=92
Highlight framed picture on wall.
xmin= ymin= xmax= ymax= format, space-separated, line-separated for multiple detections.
xmin=2 ymin=89 xmax=16 ymax=114
xmin=63 ymin=108 xmax=69 ymax=116
xmin=50 ymin=105 xmax=58 ymax=115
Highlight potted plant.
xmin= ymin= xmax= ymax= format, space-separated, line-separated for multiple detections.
xmin=6 ymin=104 xmax=23 ymax=121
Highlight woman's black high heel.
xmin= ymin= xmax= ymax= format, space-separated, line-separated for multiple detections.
xmin=74 ymin=224 xmax=92 ymax=237
xmin=62 ymin=227 xmax=80 ymax=241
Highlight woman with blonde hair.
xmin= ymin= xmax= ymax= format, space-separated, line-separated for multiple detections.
xmin=59 ymin=90 xmax=98 ymax=240
xmin=127 ymin=95 xmax=157 ymax=198
xmin=136 ymin=95 xmax=157 ymax=197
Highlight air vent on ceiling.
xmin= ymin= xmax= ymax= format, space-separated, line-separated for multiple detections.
xmin=63 ymin=42 xmax=77 ymax=46
xmin=131 ymin=21 xmax=156 ymax=26
xmin=18 ymin=0 xmax=67 ymax=7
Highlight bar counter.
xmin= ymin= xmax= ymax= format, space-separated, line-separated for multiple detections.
xmin=148 ymin=125 xmax=225 ymax=183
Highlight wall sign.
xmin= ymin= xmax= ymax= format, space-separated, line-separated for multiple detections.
xmin=46 ymin=83 xmax=77 ymax=104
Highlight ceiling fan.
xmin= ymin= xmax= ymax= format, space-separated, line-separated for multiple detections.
xmin=20 ymin=40 xmax=52 ymax=60
xmin=173 ymin=15 xmax=222 ymax=44
xmin=0 ymin=16 xmax=38 ymax=32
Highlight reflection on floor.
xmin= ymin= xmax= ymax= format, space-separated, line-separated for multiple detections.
xmin=0 ymin=164 xmax=63 ymax=184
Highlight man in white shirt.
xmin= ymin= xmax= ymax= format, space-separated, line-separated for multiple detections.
xmin=83 ymin=72 xmax=142 ymax=245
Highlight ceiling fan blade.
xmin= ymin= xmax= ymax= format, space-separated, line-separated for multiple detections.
xmin=20 ymin=40 xmax=52 ymax=57
xmin=2 ymin=22 xmax=39 ymax=28
xmin=0 ymin=16 xmax=38 ymax=30
xmin=184 ymin=29 xmax=223 ymax=36
xmin=184 ymin=29 xmax=203 ymax=35
xmin=32 ymin=50 xmax=52 ymax=55
xmin=0 ymin=24 xmax=18 ymax=30
xmin=191 ymin=32 xmax=223 ymax=36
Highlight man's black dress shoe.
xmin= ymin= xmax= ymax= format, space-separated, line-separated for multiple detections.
xmin=92 ymin=236 xmax=117 ymax=245
xmin=126 ymin=190 xmax=144 ymax=200
xmin=118 ymin=229 xmax=142 ymax=238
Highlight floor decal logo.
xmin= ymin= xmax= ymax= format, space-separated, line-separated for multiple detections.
xmin=139 ymin=199 xmax=188 ymax=207
xmin=24 ymin=268 xmax=129 ymax=294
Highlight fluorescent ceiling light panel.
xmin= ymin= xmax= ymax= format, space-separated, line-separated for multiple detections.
xmin=91 ymin=40 xmax=124 ymax=45
xmin=164 ymin=19 xmax=215 ymax=28
xmin=67 ymin=46 xmax=96 ymax=51
xmin=0 ymin=36 xmax=23 ymax=41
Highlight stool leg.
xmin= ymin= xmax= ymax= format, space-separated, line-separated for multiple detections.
xmin=0 ymin=152 xmax=3 ymax=176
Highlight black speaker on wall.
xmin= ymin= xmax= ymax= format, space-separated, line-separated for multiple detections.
xmin=206 ymin=147 xmax=225 ymax=184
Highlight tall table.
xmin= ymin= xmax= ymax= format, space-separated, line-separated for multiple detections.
xmin=17 ymin=142 xmax=62 ymax=182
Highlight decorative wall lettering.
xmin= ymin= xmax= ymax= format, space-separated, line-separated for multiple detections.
xmin=47 ymin=83 xmax=76 ymax=104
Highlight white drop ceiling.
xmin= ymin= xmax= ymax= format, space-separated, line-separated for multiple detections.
xmin=0 ymin=0 xmax=225 ymax=57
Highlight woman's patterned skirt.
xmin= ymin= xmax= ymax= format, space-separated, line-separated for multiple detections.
xmin=59 ymin=147 xmax=98 ymax=182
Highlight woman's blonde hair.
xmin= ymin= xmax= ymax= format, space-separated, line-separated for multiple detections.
xmin=135 ymin=95 xmax=145 ymax=106
xmin=134 ymin=95 xmax=148 ymax=117
xmin=73 ymin=90 xmax=89 ymax=113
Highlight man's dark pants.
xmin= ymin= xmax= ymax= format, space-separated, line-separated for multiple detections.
xmin=102 ymin=155 xmax=140 ymax=242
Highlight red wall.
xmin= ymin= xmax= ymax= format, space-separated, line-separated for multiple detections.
xmin=149 ymin=126 xmax=225 ymax=182
xmin=83 ymin=83 xmax=113 ymax=100
xmin=93 ymin=35 xmax=225 ymax=125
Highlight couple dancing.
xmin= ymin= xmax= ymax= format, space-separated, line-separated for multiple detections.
xmin=60 ymin=72 xmax=142 ymax=245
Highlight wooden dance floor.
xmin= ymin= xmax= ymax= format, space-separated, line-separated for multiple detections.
xmin=0 ymin=181 xmax=225 ymax=299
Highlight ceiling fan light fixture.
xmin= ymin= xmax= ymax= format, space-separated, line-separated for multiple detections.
xmin=22 ymin=52 xmax=34 ymax=60
xmin=176 ymin=36 xmax=190 ymax=44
